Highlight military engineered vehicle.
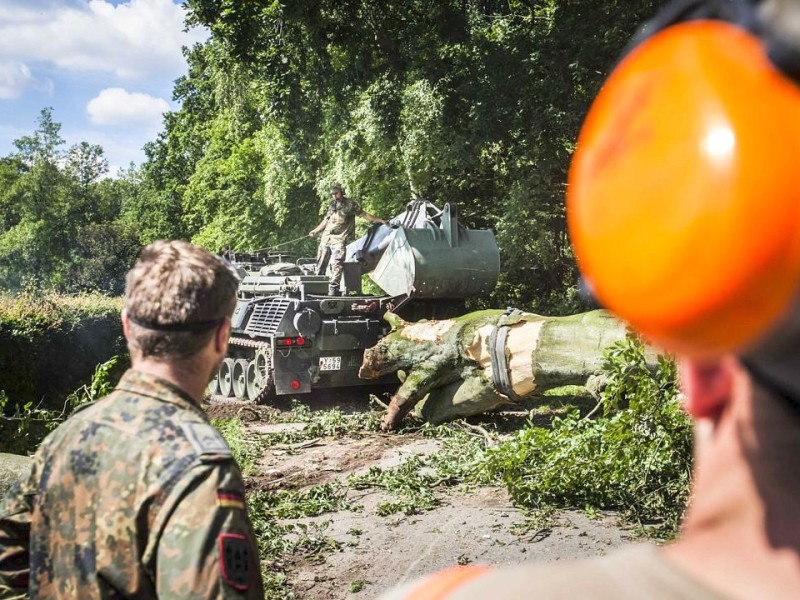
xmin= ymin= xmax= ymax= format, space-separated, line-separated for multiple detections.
xmin=209 ymin=200 xmax=500 ymax=403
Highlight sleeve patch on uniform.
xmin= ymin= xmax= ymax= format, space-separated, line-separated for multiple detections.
xmin=218 ymin=533 xmax=251 ymax=591
xmin=182 ymin=422 xmax=231 ymax=456
xmin=217 ymin=489 xmax=246 ymax=510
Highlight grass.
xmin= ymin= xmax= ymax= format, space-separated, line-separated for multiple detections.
xmin=350 ymin=579 xmax=367 ymax=593
xmin=211 ymin=416 xmax=263 ymax=476
xmin=211 ymin=408 xmax=475 ymax=595
xmin=256 ymin=401 xmax=384 ymax=446
xmin=209 ymin=335 xmax=691 ymax=596
xmin=249 ymin=483 xmax=357 ymax=519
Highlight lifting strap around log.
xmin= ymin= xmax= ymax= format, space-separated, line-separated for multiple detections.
xmin=489 ymin=307 xmax=524 ymax=402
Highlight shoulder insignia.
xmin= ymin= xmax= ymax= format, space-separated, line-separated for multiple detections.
xmin=180 ymin=422 xmax=231 ymax=456
xmin=217 ymin=489 xmax=246 ymax=510
xmin=218 ymin=533 xmax=252 ymax=591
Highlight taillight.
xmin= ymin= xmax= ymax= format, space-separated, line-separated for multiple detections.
xmin=276 ymin=337 xmax=312 ymax=347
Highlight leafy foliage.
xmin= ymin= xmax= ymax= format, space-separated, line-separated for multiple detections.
xmin=0 ymin=3 xmax=662 ymax=309
xmin=0 ymin=2 xmax=663 ymax=310
xmin=1 ymin=354 xmax=124 ymax=454
xmin=67 ymin=356 xmax=122 ymax=407
xmin=249 ymin=483 xmax=355 ymax=520
xmin=144 ymin=0 xmax=659 ymax=312
xmin=0 ymin=291 xmax=125 ymax=411
xmin=244 ymin=512 xmax=342 ymax=599
xmin=211 ymin=415 xmax=265 ymax=476
xmin=482 ymin=334 xmax=692 ymax=536
xmin=0 ymin=289 xmax=122 ymax=333
xmin=213 ymin=411 xmax=366 ymax=597
xmin=0 ymin=109 xmax=142 ymax=294
xmin=349 ymin=456 xmax=442 ymax=516
xmin=346 ymin=424 xmax=494 ymax=516
xmin=0 ymin=393 xmax=63 ymax=455
xmin=255 ymin=401 xmax=384 ymax=446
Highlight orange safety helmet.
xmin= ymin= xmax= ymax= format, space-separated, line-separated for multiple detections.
xmin=568 ymin=19 xmax=800 ymax=357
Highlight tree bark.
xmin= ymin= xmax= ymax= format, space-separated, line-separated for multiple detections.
xmin=359 ymin=309 xmax=635 ymax=430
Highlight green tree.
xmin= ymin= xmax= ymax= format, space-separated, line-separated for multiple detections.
xmin=14 ymin=107 xmax=64 ymax=166
xmin=0 ymin=109 xmax=143 ymax=293
xmin=66 ymin=141 xmax=109 ymax=188
xmin=0 ymin=109 xmax=74 ymax=287
xmin=145 ymin=0 xmax=659 ymax=312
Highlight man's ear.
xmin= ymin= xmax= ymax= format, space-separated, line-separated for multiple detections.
xmin=215 ymin=317 xmax=232 ymax=354
xmin=679 ymin=358 xmax=734 ymax=419
xmin=121 ymin=308 xmax=131 ymax=340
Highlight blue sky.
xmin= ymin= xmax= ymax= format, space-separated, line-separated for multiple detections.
xmin=0 ymin=0 xmax=209 ymax=174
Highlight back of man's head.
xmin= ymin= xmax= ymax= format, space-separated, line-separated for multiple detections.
xmin=568 ymin=15 xmax=800 ymax=351
xmin=124 ymin=240 xmax=238 ymax=360
xmin=567 ymin=3 xmax=800 ymax=416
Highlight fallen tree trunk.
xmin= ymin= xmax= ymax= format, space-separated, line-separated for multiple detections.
xmin=359 ymin=309 xmax=640 ymax=430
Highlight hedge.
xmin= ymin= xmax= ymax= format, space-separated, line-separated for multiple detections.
xmin=0 ymin=292 xmax=126 ymax=410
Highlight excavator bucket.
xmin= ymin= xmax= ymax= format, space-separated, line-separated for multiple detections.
xmin=363 ymin=203 xmax=500 ymax=299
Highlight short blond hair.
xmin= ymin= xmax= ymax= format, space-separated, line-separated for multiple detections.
xmin=124 ymin=240 xmax=238 ymax=359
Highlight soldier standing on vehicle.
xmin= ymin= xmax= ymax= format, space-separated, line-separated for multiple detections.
xmin=0 ymin=240 xmax=264 ymax=599
xmin=310 ymin=183 xmax=385 ymax=296
xmin=378 ymin=0 xmax=800 ymax=598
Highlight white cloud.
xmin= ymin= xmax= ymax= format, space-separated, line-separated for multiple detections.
xmin=0 ymin=60 xmax=34 ymax=99
xmin=87 ymin=87 xmax=169 ymax=128
xmin=0 ymin=0 xmax=208 ymax=80
xmin=0 ymin=60 xmax=54 ymax=99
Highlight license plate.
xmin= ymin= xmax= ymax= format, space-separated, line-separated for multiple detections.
xmin=319 ymin=356 xmax=341 ymax=371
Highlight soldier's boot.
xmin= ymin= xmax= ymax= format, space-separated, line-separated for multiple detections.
xmin=328 ymin=285 xmax=341 ymax=297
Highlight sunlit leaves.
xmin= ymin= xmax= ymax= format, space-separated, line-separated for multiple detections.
xmin=0 ymin=110 xmax=140 ymax=293
xmin=483 ymin=334 xmax=691 ymax=537
xmin=148 ymin=0 xmax=660 ymax=311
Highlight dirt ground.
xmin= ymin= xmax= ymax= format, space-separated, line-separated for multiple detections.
xmin=207 ymin=387 xmax=647 ymax=599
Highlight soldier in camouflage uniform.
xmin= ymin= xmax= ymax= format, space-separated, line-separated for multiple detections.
xmin=0 ymin=240 xmax=264 ymax=599
xmin=310 ymin=183 xmax=385 ymax=296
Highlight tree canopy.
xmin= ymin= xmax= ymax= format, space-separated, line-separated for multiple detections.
xmin=0 ymin=2 xmax=660 ymax=311
xmin=0 ymin=108 xmax=140 ymax=294
xmin=149 ymin=0 xmax=659 ymax=312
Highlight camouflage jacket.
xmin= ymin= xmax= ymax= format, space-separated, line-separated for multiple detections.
xmin=0 ymin=369 xmax=264 ymax=599
xmin=321 ymin=197 xmax=363 ymax=243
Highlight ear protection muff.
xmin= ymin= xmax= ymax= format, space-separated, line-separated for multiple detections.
xmin=567 ymin=0 xmax=800 ymax=356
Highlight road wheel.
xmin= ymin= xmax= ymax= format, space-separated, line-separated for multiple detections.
xmin=232 ymin=359 xmax=249 ymax=399
xmin=219 ymin=358 xmax=235 ymax=397
xmin=245 ymin=361 xmax=263 ymax=401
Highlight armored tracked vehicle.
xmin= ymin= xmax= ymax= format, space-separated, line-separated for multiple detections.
xmin=209 ymin=200 xmax=500 ymax=403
